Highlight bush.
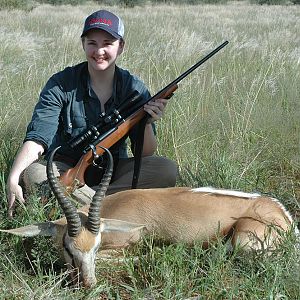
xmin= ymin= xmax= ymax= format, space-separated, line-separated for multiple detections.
xmin=151 ymin=0 xmax=227 ymax=3
xmin=37 ymin=0 xmax=88 ymax=5
xmin=95 ymin=0 xmax=147 ymax=7
xmin=96 ymin=0 xmax=229 ymax=6
xmin=250 ymin=0 xmax=290 ymax=4
xmin=0 ymin=0 xmax=37 ymax=10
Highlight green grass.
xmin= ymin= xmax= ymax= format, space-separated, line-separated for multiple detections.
xmin=0 ymin=2 xmax=300 ymax=299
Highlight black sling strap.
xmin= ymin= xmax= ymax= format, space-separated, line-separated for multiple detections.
xmin=131 ymin=115 xmax=149 ymax=189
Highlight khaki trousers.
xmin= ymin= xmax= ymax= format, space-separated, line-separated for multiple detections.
xmin=22 ymin=156 xmax=178 ymax=205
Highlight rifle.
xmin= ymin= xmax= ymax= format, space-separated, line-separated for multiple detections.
xmin=59 ymin=41 xmax=229 ymax=191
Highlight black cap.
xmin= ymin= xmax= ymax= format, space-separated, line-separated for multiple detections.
xmin=81 ymin=10 xmax=124 ymax=39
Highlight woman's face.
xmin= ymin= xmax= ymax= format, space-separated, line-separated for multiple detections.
xmin=82 ymin=29 xmax=124 ymax=73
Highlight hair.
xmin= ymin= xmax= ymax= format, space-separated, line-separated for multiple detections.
xmin=81 ymin=29 xmax=124 ymax=42
xmin=81 ymin=32 xmax=125 ymax=48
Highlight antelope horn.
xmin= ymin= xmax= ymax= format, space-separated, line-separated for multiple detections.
xmin=86 ymin=146 xmax=114 ymax=235
xmin=46 ymin=146 xmax=81 ymax=238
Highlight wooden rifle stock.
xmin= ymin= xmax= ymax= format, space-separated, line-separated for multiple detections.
xmin=59 ymin=84 xmax=178 ymax=191
xmin=59 ymin=41 xmax=229 ymax=191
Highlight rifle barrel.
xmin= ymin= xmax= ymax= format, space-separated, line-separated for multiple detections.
xmin=59 ymin=41 xmax=229 ymax=191
xmin=151 ymin=41 xmax=229 ymax=100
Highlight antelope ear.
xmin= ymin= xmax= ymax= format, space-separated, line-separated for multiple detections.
xmin=0 ymin=221 xmax=58 ymax=237
xmin=100 ymin=218 xmax=146 ymax=233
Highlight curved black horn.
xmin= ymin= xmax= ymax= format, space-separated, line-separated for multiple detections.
xmin=86 ymin=147 xmax=114 ymax=234
xmin=46 ymin=146 xmax=81 ymax=238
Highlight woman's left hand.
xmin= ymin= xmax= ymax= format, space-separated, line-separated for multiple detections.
xmin=144 ymin=98 xmax=168 ymax=123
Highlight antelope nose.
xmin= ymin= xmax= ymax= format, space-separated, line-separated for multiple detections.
xmin=83 ymin=277 xmax=97 ymax=288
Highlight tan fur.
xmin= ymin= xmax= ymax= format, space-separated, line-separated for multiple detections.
xmin=96 ymin=188 xmax=293 ymax=251
xmin=73 ymin=228 xmax=98 ymax=252
xmin=2 ymin=187 xmax=296 ymax=288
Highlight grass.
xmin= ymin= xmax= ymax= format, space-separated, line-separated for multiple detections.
xmin=0 ymin=2 xmax=300 ymax=299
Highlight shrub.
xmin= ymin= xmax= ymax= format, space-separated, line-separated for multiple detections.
xmin=37 ymin=0 xmax=88 ymax=5
xmin=118 ymin=0 xmax=146 ymax=6
xmin=95 ymin=0 xmax=148 ymax=7
xmin=151 ymin=0 xmax=227 ymax=3
xmin=250 ymin=0 xmax=289 ymax=4
xmin=0 ymin=0 xmax=37 ymax=10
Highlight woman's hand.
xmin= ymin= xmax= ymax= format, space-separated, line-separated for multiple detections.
xmin=144 ymin=98 xmax=168 ymax=123
xmin=6 ymin=140 xmax=44 ymax=218
xmin=7 ymin=178 xmax=25 ymax=218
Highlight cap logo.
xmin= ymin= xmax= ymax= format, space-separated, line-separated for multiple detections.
xmin=88 ymin=18 xmax=113 ymax=27
xmin=81 ymin=10 xmax=124 ymax=38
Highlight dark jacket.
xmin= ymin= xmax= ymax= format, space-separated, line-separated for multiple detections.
xmin=25 ymin=62 xmax=154 ymax=163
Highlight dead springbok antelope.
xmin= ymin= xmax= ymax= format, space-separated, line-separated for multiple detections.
xmin=1 ymin=147 xmax=298 ymax=288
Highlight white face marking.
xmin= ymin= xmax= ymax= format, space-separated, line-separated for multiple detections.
xmin=63 ymin=232 xmax=102 ymax=287
xmin=191 ymin=187 xmax=261 ymax=199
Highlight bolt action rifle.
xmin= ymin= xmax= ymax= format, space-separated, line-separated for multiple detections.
xmin=59 ymin=41 xmax=229 ymax=192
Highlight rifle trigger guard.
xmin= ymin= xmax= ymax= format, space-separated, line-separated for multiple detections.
xmin=89 ymin=144 xmax=103 ymax=169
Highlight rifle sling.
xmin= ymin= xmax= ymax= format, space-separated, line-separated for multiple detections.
xmin=131 ymin=115 xmax=149 ymax=189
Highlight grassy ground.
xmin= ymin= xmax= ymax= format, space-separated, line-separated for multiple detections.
xmin=0 ymin=2 xmax=300 ymax=299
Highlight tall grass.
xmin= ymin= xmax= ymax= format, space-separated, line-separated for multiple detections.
xmin=0 ymin=3 xmax=299 ymax=299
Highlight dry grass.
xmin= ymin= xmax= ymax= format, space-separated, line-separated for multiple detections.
xmin=0 ymin=2 xmax=300 ymax=299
